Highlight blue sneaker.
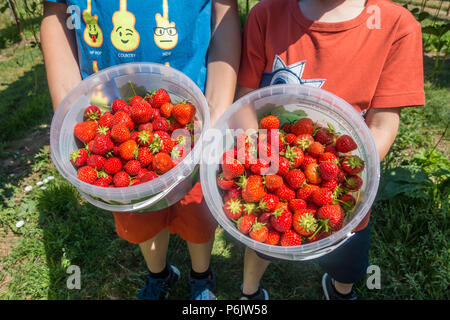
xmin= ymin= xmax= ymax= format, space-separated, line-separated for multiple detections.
xmin=188 ymin=271 xmax=217 ymax=300
xmin=137 ymin=265 xmax=180 ymax=300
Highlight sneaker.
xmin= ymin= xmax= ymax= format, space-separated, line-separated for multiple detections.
xmin=188 ymin=270 xmax=217 ymax=300
xmin=322 ymin=273 xmax=357 ymax=300
xmin=137 ymin=265 xmax=180 ymax=300
xmin=240 ymin=287 xmax=269 ymax=300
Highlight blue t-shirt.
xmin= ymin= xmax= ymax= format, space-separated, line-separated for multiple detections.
xmin=46 ymin=0 xmax=211 ymax=92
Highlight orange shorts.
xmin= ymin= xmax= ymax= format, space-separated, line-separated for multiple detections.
xmin=112 ymin=182 xmax=218 ymax=245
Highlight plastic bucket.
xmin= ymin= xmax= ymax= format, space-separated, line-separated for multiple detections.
xmin=50 ymin=62 xmax=209 ymax=213
xmin=200 ymin=84 xmax=380 ymax=260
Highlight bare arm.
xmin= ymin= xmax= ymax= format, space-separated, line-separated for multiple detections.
xmin=365 ymin=107 xmax=401 ymax=161
xmin=205 ymin=0 xmax=242 ymax=126
xmin=41 ymin=2 xmax=81 ymax=111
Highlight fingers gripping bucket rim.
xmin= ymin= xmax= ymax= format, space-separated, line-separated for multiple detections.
xmin=200 ymin=84 xmax=380 ymax=261
xmin=50 ymin=62 xmax=210 ymax=212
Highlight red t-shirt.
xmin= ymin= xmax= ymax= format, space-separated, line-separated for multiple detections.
xmin=238 ymin=0 xmax=425 ymax=231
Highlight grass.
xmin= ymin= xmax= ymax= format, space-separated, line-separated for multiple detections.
xmin=0 ymin=1 xmax=449 ymax=300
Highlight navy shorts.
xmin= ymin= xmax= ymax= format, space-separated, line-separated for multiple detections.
xmin=255 ymin=223 xmax=371 ymax=284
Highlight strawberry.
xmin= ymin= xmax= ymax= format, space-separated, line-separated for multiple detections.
xmin=130 ymin=179 xmax=141 ymax=186
xmin=236 ymin=215 xmax=256 ymax=234
xmin=257 ymin=211 xmax=272 ymax=225
xmin=74 ymin=121 xmax=97 ymax=143
xmin=265 ymin=229 xmax=281 ymax=245
xmin=141 ymin=171 xmax=158 ymax=182
xmin=119 ymin=140 xmax=138 ymax=161
xmin=93 ymin=177 xmax=110 ymax=187
xmin=317 ymin=204 xmax=344 ymax=230
xmin=95 ymin=126 xmax=111 ymax=139
xmin=152 ymin=152 xmax=174 ymax=175
xmin=249 ymin=222 xmax=269 ymax=243
xmin=274 ymin=184 xmax=296 ymax=202
xmin=217 ymin=173 xmax=235 ymax=190
xmin=87 ymin=154 xmax=106 ymax=170
xmin=314 ymin=124 xmax=336 ymax=145
xmin=171 ymin=144 xmax=187 ymax=165
xmin=124 ymin=160 xmax=141 ymax=176
xmin=70 ymin=149 xmax=88 ymax=167
xmin=129 ymin=96 xmax=144 ymax=107
xmin=270 ymin=208 xmax=292 ymax=232
xmin=236 ymin=148 xmax=257 ymax=170
xmin=77 ymin=166 xmax=97 ymax=184
xmin=282 ymin=146 xmax=304 ymax=168
xmin=98 ymin=112 xmax=114 ymax=129
xmin=260 ymin=115 xmax=280 ymax=130
xmin=137 ymin=147 xmax=154 ymax=167
xmin=312 ymin=187 xmax=334 ymax=206
xmin=338 ymin=193 xmax=357 ymax=211
xmin=160 ymin=102 xmax=174 ymax=118
xmin=84 ymin=105 xmax=101 ymax=121
xmin=300 ymin=154 xmax=317 ymax=171
xmin=113 ymin=171 xmax=130 ymax=187
xmin=335 ymin=134 xmax=357 ymax=153
xmin=224 ymin=198 xmax=243 ymax=220
xmin=111 ymin=125 xmax=130 ymax=143
xmin=86 ymin=140 xmax=95 ymax=154
xmin=242 ymin=202 xmax=258 ymax=216
xmin=91 ymin=134 xmax=113 ymax=156
xmin=319 ymin=152 xmax=338 ymax=164
xmin=307 ymin=141 xmax=325 ymax=158
xmin=250 ymin=159 xmax=270 ymax=175
xmin=341 ymin=155 xmax=365 ymax=175
xmin=257 ymin=141 xmax=273 ymax=162
xmin=138 ymin=122 xmax=153 ymax=132
xmin=281 ymin=122 xmax=292 ymax=133
xmin=288 ymin=198 xmax=307 ymax=212
xmin=296 ymin=183 xmax=320 ymax=202
xmin=242 ymin=175 xmax=266 ymax=203
xmin=277 ymin=156 xmax=291 ymax=176
xmin=152 ymin=117 xmax=170 ymax=131
xmin=284 ymin=133 xmax=297 ymax=146
xmin=111 ymin=99 xmax=129 ymax=114
xmin=280 ymin=229 xmax=302 ymax=246
xmin=304 ymin=163 xmax=322 ymax=185
xmin=173 ymin=103 xmax=196 ymax=125
xmin=136 ymin=130 xmax=154 ymax=147
xmin=226 ymin=187 xmax=241 ymax=201
xmin=137 ymin=167 xmax=149 ymax=180
xmin=112 ymin=111 xmax=134 ymax=131
xmin=151 ymin=88 xmax=171 ymax=109
xmin=131 ymin=101 xmax=153 ymax=124
xmin=259 ymin=194 xmax=279 ymax=212
xmin=293 ymin=209 xmax=318 ymax=236
xmin=291 ymin=117 xmax=315 ymax=136
xmin=324 ymin=145 xmax=339 ymax=156
xmin=318 ymin=161 xmax=339 ymax=181
xmin=284 ymin=169 xmax=306 ymax=189
xmin=222 ymin=150 xmax=245 ymax=180
xmin=294 ymin=134 xmax=314 ymax=150
xmin=151 ymin=131 xmax=174 ymax=154
xmin=321 ymin=179 xmax=338 ymax=191
xmin=344 ymin=175 xmax=363 ymax=191
xmin=263 ymin=174 xmax=284 ymax=192
xmin=104 ymin=157 xmax=122 ymax=175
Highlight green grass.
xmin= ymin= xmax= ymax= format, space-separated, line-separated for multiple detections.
xmin=0 ymin=2 xmax=449 ymax=300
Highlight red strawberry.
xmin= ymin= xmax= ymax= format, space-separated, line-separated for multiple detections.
xmin=74 ymin=121 xmax=98 ymax=143
xmin=259 ymin=194 xmax=279 ymax=212
xmin=284 ymin=133 xmax=297 ymax=146
xmin=260 ymin=115 xmax=280 ymax=130
xmin=111 ymin=99 xmax=129 ymax=114
xmin=131 ymin=101 xmax=153 ymax=124
xmin=84 ymin=105 xmax=101 ymax=121
xmin=236 ymin=215 xmax=256 ymax=234
xmin=152 ymin=117 xmax=170 ymax=131
xmin=307 ymin=141 xmax=325 ymax=158
xmin=280 ymin=229 xmax=302 ymax=246
xmin=341 ymin=155 xmax=365 ymax=175
xmin=300 ymin=154 xmax=317 ymax=171
xmin=86 ymin=140 xmax=95 ymax=154
xmin=277 ymin=156 xmax=291 ymax=176
xmin=87 ymin=154 xmax=106 ymax=170
xmin=242 ymin=202 xmax=258 ymax=216
xmin=141 ymin=171 xmax=158 ymax=182
xmin=92 ymin=134 xmax=113 ymax=156
xmin=112 ymin=111 xmax=134 ymax=131
xmin=312 ymin=187 xmax=334 ymax=206
xmin=124 ymin=160 xmax=141 ymax=176
xmin=283 ymin=146 xmax=304 ymax=168
xmin=138 ymin=122 xmax=153 ymax=132
xmin=173 ymin=103 xmax=196 ymax=125
xmin=317 ymin=204 xmax=344 ymax=230
xmin=224 ymin=198 xmax=243 ymax=220
xmin=98 ymin=112 xmax=114 ymax=129
xmin=257 ymin=141 xmax=274 ymax=162
xmin=263 ymin=174 xmax=284 ymax=192
xmin=137 ymin=147 xmax=154 ymax=167
xmin=241 ymin=175 xmax=266 ymax=203
xmin=111 ymin=125 xmax=130 ymax=143
xmin=249 ymin=222 xmax=269 ymax=243
xmin=335 ymin=135 xmax=357 ymax=153
xmin=319 ymin=152 xmax=338 ymax=164
xmin=291 ymin=118 xmax=315 ymax=136
xmin=217 ymin=173 xmax=235 ymax=190
xmin=171 ymin=144 xmax=187 ymax=165
xmin=225 ymin=187 xmax=241 ymax=201
xmin=265 ymin=229 xmax=281 ymax=245
xmin=104 ymin=157 xmax=123 ymax=175
xmin=77 ymin=166 xmax=97 ymax=184
xmin=321 ymin=179 xmax=338 ymax=191
xmin=129 ymin=96 xmax=144 ymax=107
xmin=296 ymin=183 xmax=320 ymax=202
xmin=152 ymin=152 xmax=174 ymax=175
xmin=151 ymin=89 xmax=171 ymax=109
xmin=281 ymin=122 xmax=292 ymax=133
xmin=113 ymin=171 xmax=130 ymax=187
xmin=284 ymin=169 xmax=306 ymax=189
xmin=274 ymin=184 xmax=296 ymax=202
xmin=324 ymin=145 xmax=339 ymax=156
xmin=338 ymin=193 xmax=357 ymax=211
xmin=150 ymin=131 xmax=174 ymax=154
xmin=118 ymin=140 xmax=138 ymax=161
xmin=250 ymin=159 xmax=270 ymax=175
xmin=318 ymin=161 xmax=339 ymax=181
xmin=137 ymin=167 xmax=149 ymax=180
xmin=288 ymin=199 xmax=307 ymax=212
xmin=344 ymin=175 xmax=363 ymax=191
xmin=270 ymin=208 xmax=292 ymax=233
xmin=93 ymin=177 xmax=110 ymax=187
xmin=304 ymin=163 xmax=322 ymax=185
xmin=70 ymin=149 xmax=88 ymax=167
xmin=222 ymin=150 xmax=245 ymax=180
xmin=160 ymin=102 xmax=174 ymax=118
xmin=294 ymin=134 xmax=314 ymax=150
xmin=314 ymin=125 xmax=336 ymax=145
xmin=293 ymin=209 xmax=318 ymax=236
xmin=136 ymin=130 xmax=154 ymax=147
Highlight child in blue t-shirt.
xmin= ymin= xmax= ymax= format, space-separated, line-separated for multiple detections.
xmin=41 ymin=0 xmax=241 ymax=300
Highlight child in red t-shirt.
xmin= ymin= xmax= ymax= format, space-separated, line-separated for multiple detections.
xmin=237 ymin=0 xmax=424 ymax=300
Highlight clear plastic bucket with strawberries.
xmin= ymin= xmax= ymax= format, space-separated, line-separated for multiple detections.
xmin=50 ymin=62 xmax=209 ymax=212
xmin=200 ymin=84 xmax=380 ymax=260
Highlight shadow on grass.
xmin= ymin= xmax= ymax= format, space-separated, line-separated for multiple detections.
xmin=423 ymin=54 xmax=450 ymax=88
xmin=0 ymin=16 xmax=42 ymax=50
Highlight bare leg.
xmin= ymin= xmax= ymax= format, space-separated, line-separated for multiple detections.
xmin=242 ymin=247 xmax=271 ymax=295
xmin=186 ymin=235 xmax=215 ymax=273
xmin=139 ymin=228 xmax=170 ymax=273
xmin=334 ymin=281 xmax=353 ymax=295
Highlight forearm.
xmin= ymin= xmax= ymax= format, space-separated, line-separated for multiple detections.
xmin=41 ymin=2 xmax=81 ymax=111
xmin=205 ymin=0 xmax=241 ymax=125
xmin=365 ymin=107 xmax=401 ymax=161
